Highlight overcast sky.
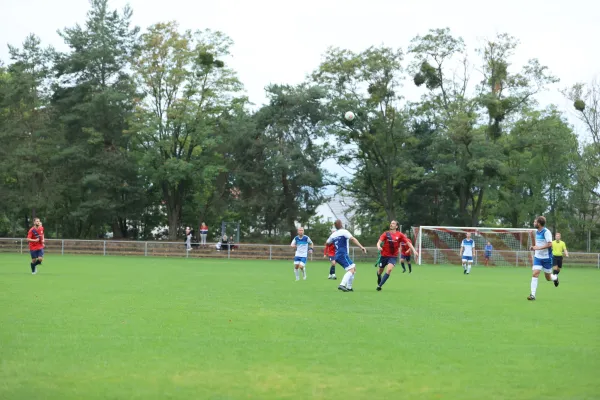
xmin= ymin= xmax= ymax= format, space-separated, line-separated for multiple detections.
xmin=1 ymin=0 xmax=598 ymax=136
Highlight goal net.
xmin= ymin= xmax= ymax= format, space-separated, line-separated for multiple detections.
xmin=412 ymin=226 xmax=536 ymax=267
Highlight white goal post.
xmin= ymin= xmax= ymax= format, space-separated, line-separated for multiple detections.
xmin=412 ymin=226 xmax=536 ymax=267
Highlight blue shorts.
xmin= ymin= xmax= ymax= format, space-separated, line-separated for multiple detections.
xmin=485 ymin=253 xmax=492 ymax=259
xmin=533 ymin=257 xmax=552 ymax=273
xmin=30 ymin=249 xmax=44 ymax=259
xmin=462 ymin=255 xmax=473 ymax=262
xmin=401 ymin=255 xmax=411 ymax=262
xmin=294 ymin=256 xmax=307 ymax=266
xmin=379 ymin=256 xmax=397 ymax=268
xmin=335 ymin=254 xmax=355 ymax=271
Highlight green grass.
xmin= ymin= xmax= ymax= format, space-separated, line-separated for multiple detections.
xmin=1 ymin=254 xmax=599 ymax=400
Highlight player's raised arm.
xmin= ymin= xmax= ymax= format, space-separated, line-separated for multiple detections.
xmin=351 ymin=237 xmax=367 ymax=253
xmin=407 ymin=240 xmax=419 ymax=259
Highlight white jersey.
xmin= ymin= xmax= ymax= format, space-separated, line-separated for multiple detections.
xmin=291 ymin=235 xmax=313 ymax=257
xmin=534 ymin=228 xmax=553 ymax=259
xmin=326 ymin=229 xmax=353 ymax=256
xmin=461 ymin=239 xmax=474 ymax=257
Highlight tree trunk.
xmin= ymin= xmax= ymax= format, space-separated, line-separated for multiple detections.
xmin=471 ymin=187 xmax=485 ymax=226
xmin=112 ymin=220 xmax=123 ymax=239
xmin=281 ymin=170 xmax=296 ymax=240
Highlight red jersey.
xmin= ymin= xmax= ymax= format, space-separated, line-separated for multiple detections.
xmin=27 ymin=226 xmax=45 ymax=251
xmin=379 ymin=231 xmax=409 ymax=257
xmin=324 ymin=243 xmax=336 ymax=257
xmin=401 ymin=238 xmax=412 ymax=256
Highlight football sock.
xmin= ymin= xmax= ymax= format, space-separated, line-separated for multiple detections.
xmin=30 ymin=262 xmax=36 ymax=272
xmin=377 ymin=272 xmax=382 ymax=285
xmin=329 ymin=265 xmax=335 ymax=275
xmin=302 ymin=267 xmax=306 ymax=278
xmin=531 ymin=277 xmax=538 ymax=296
xmin=341 ymin=271 xmax=352 ymax=287
xmin=401 ymin=262 xmax=406 ymax=271
xmin=294 ymin=268 xmax=300 ymax=280
xmin=467 ymin=264 xmax=472 ymax=273
xmin=462 ymin=263 xmax=467 ymax=271
xmin=380 ymin=273 xmax=390 ymax=287
xmin=347 ymin=273 xmax=355 ymax=289
xmin=35 ymin=259 xmax=42 ymax=266
xmin=408 ymin=263 xmax=412 ymax=272
xmin=555 ymin=269 xmax=560 ymax=275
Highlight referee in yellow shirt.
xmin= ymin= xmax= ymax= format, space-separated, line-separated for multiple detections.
xmin=552 ymin=232 xmax=569 ymax=287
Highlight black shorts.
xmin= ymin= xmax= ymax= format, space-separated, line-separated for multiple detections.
xmin=401 ymin=255 xmax=411 ymax=262
xmin=553 ymin=256 xmax=563 ymax=268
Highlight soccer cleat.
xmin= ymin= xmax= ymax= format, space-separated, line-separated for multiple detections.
xmin=337 ymin=285 xmax=348 ymax=292
xmin=527 ymin=294 xmax=536 ymax=301
xmin=554 ymin=278 xmax=559 ymax=287
xmin=328 ymin=275 xmax=332 ymax=279
xmin=347 ymin=288 xmax=354 ymax=292
xmin=303 ymin=276 xmax=307 ymax=280
xmin=332 ymin=275 xmax=337 ymax=280
xmin=32 ymin=271 xmax=37 ymax=275
xmin=376 ymin=286 xmax=382 ymax=291
xmin=463 ymin=269 xmax=467 ymax=274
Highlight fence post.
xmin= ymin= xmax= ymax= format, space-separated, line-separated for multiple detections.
xmin=434 ymin=248 xmax=437 ymax=265
xmin=516 ymin=252 xmax=518 ymax=268
xmin=598 ymin=253 xmax=599 ymax=269
xmin=144 ymin=242 xmax=148 ymax=257
xmin=228 ymin=244 xmax=231 ymax=259
xmin=352 ymin=247 xmax=355 ymax=260
xmin=269 ymin=245 xmax=272 ymax=260
xmin=61 ymin=240 xmax=64 ymax=256
xmin=20 ymin=239 xmax=23 ymax=254
xmin=103 ymin=241 xmax=106 ymax=256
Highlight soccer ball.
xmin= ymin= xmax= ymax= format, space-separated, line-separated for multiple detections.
xmin=344 ymin=111 xmax=355 ymax=121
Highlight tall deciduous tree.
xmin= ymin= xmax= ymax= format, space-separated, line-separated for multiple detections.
xmin=131 ymin=22 xmax=243 ymax=239
xmin=314 ymin=46 xmax=420 ymax=222
xmin=52 ymin=0 xmax=144 ymax=238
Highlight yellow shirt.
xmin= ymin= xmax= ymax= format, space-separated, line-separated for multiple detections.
xmin=552 ymin=240 xmax=567 ymax=257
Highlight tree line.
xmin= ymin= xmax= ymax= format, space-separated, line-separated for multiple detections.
xmin=1 ymin=0 xmax=598 ymax=249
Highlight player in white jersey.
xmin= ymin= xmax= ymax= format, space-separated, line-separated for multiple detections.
xmin=291 ymin=227 xmax=313 ymax=281
xmin=527 ymin=216 xmax=558 ymax=300
xmin=325 ymin=219 xmax=367 ymax=292
xmin=460 ymin=232 xmax=475 ymax=274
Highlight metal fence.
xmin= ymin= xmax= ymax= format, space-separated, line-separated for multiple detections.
xmin=1 ymin=238 xmax=599 ymax=268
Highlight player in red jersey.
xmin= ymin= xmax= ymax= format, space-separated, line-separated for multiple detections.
xmin=375 ymin=220 xmax=418 ymax=291
xmin=323 ymin=228 xmax=337 ymax=280
xmin=400 ymin=238 xmax=413 ymax=273
xmin=26 ymin=217 xmax=45 ymax=274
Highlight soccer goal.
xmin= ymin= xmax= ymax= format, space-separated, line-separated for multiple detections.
xmin=412 ymin=226 xmax=536 ymax=267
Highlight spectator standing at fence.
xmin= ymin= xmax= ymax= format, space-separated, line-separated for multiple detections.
xmin=185 ymin=227 xmax=193 ymax=251
xmin=552 ymin=233 xmax=569 ymax=286
xmin=26 ymin=217 xmax=45 ymax=274
xmin=200 ymin=223 xmax=208 ymax=246
xmin=484 ymin=242 xmax=493 ymax=266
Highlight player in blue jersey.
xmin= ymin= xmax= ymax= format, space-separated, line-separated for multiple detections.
xmin=527 ymin=216 xmax=558 ymax=300
xmin=291 ymin=227 xmax=313 ymax=281
xmin=460 ymin=232 xmax=475 ymax=274
xmin=325 ymin=219 xmax=367 ymax=292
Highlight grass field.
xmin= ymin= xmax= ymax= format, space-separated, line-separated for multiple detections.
xmin=1 ymin=254 xmax=599 ymax=400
